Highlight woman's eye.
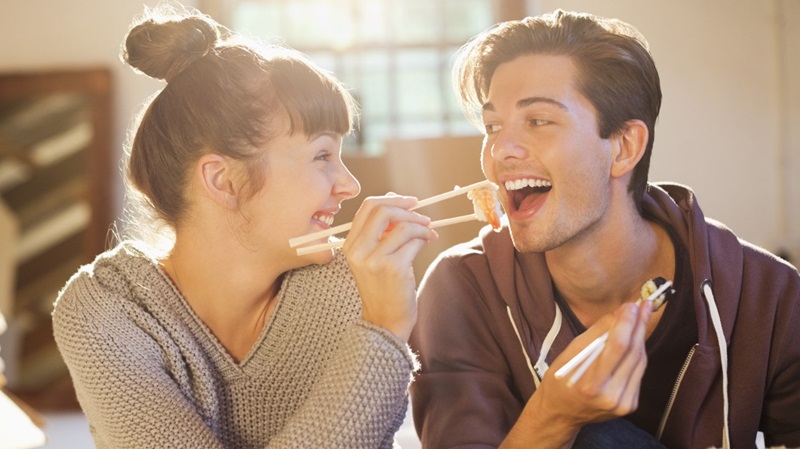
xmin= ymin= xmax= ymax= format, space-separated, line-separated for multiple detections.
xmin=484 ymin=124 xmax=501 ymax=134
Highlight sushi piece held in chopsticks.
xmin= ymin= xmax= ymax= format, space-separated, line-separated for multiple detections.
xmin=418 ymin=181 xmax=503 ymax=231
xmin=468 ymin=183 xmax=503 ymax=231
xmin=640 ymin=276 xmax=675 ymax=311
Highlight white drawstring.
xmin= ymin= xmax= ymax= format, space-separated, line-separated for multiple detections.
xmin=702 ymin=282 xmax=730 ymax=449
xmin=535 ymin=305 xmax=562 ymax=381
xmin=507 ymin=306 xmax=539 ymax=387
xmin=507 ymin=304 xmax=562 ymax=388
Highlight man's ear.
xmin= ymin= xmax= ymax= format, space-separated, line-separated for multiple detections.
xmin=196 ymin=153 xmax=238 ymax=209
xmin=610 ymin=119 xmax=649 ymax=179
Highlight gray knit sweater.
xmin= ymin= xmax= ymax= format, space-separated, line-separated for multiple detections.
xmin=52 ymin=242 xmax=415 ymax=449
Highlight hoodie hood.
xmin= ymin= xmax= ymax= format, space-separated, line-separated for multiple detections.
xmin=643 ymin=183 xmax=743 ymax=346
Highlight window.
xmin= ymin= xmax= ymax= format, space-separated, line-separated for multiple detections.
xmin=206 ymin=0 xmax=494 ymax=154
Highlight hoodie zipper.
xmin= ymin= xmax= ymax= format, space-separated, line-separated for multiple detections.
xmin=656 ymin=343 xmax=698 ymax=439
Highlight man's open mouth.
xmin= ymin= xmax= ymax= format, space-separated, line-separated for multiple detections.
xmin=504 ymin=178 xmax=552 ymax=212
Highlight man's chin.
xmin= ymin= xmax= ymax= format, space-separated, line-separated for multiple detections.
xmin=510 ymin=236 xmax=546 ymax=254
xmin=509 ymin=222 xmax=547 ymax=253
xmin=508 ymin=226 xmax=552 ymax=254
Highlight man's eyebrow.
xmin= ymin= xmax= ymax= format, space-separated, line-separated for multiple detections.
xmin=517 ymin=96 xmax=568 ymax=110
xmin=482 ymin=96 xmax=568 ymax=112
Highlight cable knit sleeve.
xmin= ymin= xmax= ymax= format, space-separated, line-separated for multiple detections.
xmin=268 ymin=320 xmax=415 ymax=449
xmin=53 ymin=268 xmax=230 ymax=449
xmin=265 ymin=252 xmax=416 ymax=449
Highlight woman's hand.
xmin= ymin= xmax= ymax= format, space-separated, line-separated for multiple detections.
xmin=343 ymin=195 xmax=438 ymax=341
xmin=503 ymin=302 xmax=652 ymax=448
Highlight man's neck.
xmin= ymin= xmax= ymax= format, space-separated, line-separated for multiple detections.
xmin=545 ymin=214 xmax=675 ymax=328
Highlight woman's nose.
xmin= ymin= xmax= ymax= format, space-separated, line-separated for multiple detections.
xmin=335 ymin=161 xmax=361 ymax=201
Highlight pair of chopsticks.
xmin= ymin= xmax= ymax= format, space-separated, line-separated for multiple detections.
xmin=553 ymin=280 xmax=673 ymax=385
xmin=289 ymin=180 xmax=492 ymax=255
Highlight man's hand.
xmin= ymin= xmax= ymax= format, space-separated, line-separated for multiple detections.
xmin=501 ymin=301 xmax=652 ymax=449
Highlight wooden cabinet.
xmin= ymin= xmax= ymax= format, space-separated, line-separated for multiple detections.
xmin=0 ymin=69 xmax=113 ymax=406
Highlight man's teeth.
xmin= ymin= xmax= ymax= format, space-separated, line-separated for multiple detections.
xmin=504 ymin=178 xmax=553 ymax=191
xmin=313 ymin=214 xmax=334 ymax=226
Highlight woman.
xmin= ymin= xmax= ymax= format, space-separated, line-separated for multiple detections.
xmin=52 ymin=4 xmax=436 ymax=448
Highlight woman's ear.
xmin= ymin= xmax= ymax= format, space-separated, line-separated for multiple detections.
xmin=196 ymin=153 xmax=239 ymax=209
xmin=610 ymin=119 xmax=649 ymax=179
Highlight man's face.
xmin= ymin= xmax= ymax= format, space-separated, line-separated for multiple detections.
xmin=481 ymin=54 xmax=615 ymax=253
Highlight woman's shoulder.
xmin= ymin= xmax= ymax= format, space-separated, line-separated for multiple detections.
xmin=280 ymin=249 xmax=361 ymax=318
xmin=287 ymin=249 xmax=355 ymax=289
xmin=53 ymin=241 xmax=165 ymax=321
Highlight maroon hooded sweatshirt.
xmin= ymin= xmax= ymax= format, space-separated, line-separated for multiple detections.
xmin=410 ymin=183 xmax=800 ymax=449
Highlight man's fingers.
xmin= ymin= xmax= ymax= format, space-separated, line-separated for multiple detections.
xmin=585 ymin=303 xmax=642 ymax=378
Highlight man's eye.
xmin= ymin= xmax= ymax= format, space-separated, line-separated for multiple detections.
xmin=530 ymin=119 xmax=550 ymax=126
xmin=315 ymin=151 xmax=331 ymax=161
xmin=484 ymin=124 xmax=501 ymax=134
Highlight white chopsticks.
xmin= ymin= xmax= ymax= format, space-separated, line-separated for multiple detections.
xmin=295 ymin=213 xmax=480 ymax=256
xmin=290 ymin=180 xmax=492 ymax=254
xmin=553 ymin=280 xmax=673 ymax=385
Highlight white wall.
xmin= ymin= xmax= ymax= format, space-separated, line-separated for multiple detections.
xmin=779 ymin=0 xmax=800 ymax=259
xmin=1 ymin=0 xmax=797 ymax=260
xmin=528 ymin=0 xmax=800 ymax=260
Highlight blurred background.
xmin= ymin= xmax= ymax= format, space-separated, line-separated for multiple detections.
xmin=0 ymin=0 xmax=798 ymax=447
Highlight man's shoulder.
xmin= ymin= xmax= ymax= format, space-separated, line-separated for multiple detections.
xmin=427 ymin=224 xmax=514 ymax=274
xmin=738 ymin=237 xmax=800 ymax=294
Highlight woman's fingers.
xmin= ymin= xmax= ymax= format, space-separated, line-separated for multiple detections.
xmin=343 ymin=194 xmax=438 ymax=341
xmin=345 ymin=196 xmax=435 ymax=260
xmin=347 ymin=195 xmax=420 ymax=237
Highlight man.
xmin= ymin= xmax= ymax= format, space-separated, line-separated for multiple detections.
xmin=409 ymin=10 xmax=800 ymax=449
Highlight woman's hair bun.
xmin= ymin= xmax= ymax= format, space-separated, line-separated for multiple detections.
xmin=122 ymin=9 xmax=220 ymax=82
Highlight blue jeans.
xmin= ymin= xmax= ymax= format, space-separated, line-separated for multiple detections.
xmin=573 ymin=418 xmax=666 ymax=448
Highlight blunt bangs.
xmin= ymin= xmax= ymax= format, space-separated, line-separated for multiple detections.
xmin=268 ymin=54 xmax=356 ymax=138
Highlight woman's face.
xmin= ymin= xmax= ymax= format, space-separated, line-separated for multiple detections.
xmin=235 ymin=129 xmax=360 ymax=269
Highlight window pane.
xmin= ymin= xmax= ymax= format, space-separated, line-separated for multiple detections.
xmin=390 ymin=0 xmax=439 ymax=45
xmin=231 ymin=2 xmax=283 ymax=39
xmin=448 ymin=117 xmax=482 ymax=136
xmin=398 ymin=121 xmax=446 ymax=138
xmin=358 ymin=52 xmax=391 ymax=121
xmin=225 ymin=0 xmax=495 ymax=155
xmin=285 ymin=1 xmax=353 ymax=49
xmin=360 ymin=121 xmax=392 ymax=155
xmin=396 ymin=50 xmax=442 ymax=120
xmin=444 ymin=0 xmax=493 ymax=42
xmin=443 ymin=46 xmax=464 ymax=118
xmin=355 ymin=0 xmax=388 ymax=45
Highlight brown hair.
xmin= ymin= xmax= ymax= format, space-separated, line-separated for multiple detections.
xmin=454 ymin=10 xmax=662 ymax=213
xmin=120 ymin=4 xmax=357 ymax=247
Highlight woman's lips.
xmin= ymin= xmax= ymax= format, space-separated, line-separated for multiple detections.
xmin=311 ymin=212 xmax=334 ymax=227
